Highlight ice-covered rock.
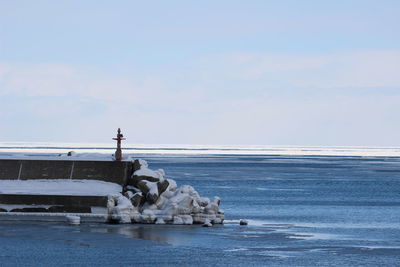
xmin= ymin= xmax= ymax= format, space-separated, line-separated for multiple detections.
xmin=155 ymin=217 xmax=165 ymax=224
xmin=140 ymin=209 xmax=157 ymax=223
xmin=180 ymin=215 xmax=193 ymax=225
xmin=173 ymin=215 xmax=184 ymax=224
xmin=130 ymin=192 xmax=143 ymax=207
xmin=202 ymin=219 xmax=212 ymax=227
xmin=66 ymin=215 xmax=80 ymax=225
xmin=110 ymin=159 xmax=224 ymax=225
xmin=146 ymin=182 xmax=160 ymax=204
xmin=110 ymin=194 xmax=134 ymax=223
xmin=124 ymin=190 xmax=134 ymax=199
xmin=239 ymin=219 xmax=248 ymax=225
xmin=129 ymin=159 xmax=166 ymax=186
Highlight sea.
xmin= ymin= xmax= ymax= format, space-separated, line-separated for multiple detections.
xmin=0 ymin=144 xmax=400 ymax=266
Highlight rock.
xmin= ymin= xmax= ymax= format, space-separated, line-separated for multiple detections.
xmin=213 ymin=196 xmax=221 ymax=206
xmin=155 ymin=217 xmax=165 ymax=224
xmin=133 ymin=159 xmax=142 ymax=171
xmin=142 ymin=203 xmax=158 ymax=210
xmin=167 ymin=191 xmax=195 ymax=214
xmin=67 ymin=151 xmax=76 ymax=157
xmin=154 ymin=195 xmax=166 ymax=209
xmin=173 ymin=215 xmax=184 ymax=225
xmin=125 ymin=185 xmax=141 ymax=193
xmin=107 ymin=196 xmax=116 ymax=215
xmin=107 ymin=196 xmax=116 ymax=207
xmin=161 ymin=203 xmax=178 ymax=217
xmin=124 ymin=191 xmax=134 ymax=199
xmin=137 ymin=180 xmax=151 ymax=193
xmin=156 ymin=215 xmax=173 ymax=223
xmin=133 ymin=175 xmax=160 ymax=183
xmin=110 ymin=195 xmax=134 ymax=224
xmin=214 ymin=214 xmax=224 ymax=224
xmin=130 ymin=211 xmax=141 ymax=223
xmin=146 ymin=182 xmax=160 ymax=204
xmin=166 ymin=179 xmax=177 ymax=192
xmin=161 ymin=190 xmax=174 ymax=199
xmin=180 ymin=215 xmax=193 ymax=225
xmin=130 ymin=192 xmax=143 ymax=207
xmin=202 ymin=219 xmax=212 ymax=227
xmin=216 ymin=213 xmax=224 ymax=222
xmin=193 ymin=213 xmax=216 ymax=224
xmin=157 ymin=180 xmax=170 ymax=195
xmin=0 ymin=208 xmax=7 ymax=212
xmin=191 ymin=199 xmax=202 ymax=213
xmin=204 ymin=202 xmax=219 ymax=214
xmin=239 ymin=219 xmax=248 ymax=226
xmin=146 ymin=193 xmax=158 ymax=204
xmin=198 ymin=197 xmax=210 ymax=207
xmin=126 ymin=176 xmax=140 ymax=187
xmin=66 ymin=215 xmax=80 ymax=225
xmin=140 ymin=209 xmax=156 ymax=223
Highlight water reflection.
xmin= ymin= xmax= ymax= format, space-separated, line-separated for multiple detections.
xmin=79 ymin=224 xmax=200 ymax=245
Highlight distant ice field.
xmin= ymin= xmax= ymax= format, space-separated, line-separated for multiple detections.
xmin=0 ymin=142 xmax=400 ymax=157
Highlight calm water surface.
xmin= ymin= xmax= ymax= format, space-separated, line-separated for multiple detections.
xmin=1 ymin=154 xmax=400 ymax=266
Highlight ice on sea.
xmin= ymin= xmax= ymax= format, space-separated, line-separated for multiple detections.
xmin=1 ymin=143 xmax=400 ymax=157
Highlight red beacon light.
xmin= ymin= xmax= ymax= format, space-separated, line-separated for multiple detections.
xmin=113 ymin=128 xmax=126 ymax=161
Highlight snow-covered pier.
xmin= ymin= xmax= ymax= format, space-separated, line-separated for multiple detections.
xmin=0 ymin=154 xmax=224 ymax=226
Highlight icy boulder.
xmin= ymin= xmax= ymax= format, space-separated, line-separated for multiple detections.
xmin=111 ymin=159 xmax=224 ymax=225
xmin=108 ymin=194 xmax=134 ymax=223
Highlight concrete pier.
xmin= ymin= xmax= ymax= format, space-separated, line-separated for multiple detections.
xmin=0 ymin=159 xmax=133 ymax=185
xmin=0 ymin=194 xmax=108 ymax=207
xmin=0 ymin=158 xmax=133 ymax=222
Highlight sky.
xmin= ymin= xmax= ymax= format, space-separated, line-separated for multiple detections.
xmin=0 ymin=0 xmax=399 ymax=146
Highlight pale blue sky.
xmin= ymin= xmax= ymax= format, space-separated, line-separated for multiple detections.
xmin=0 ymin=0 xmax=399 ymax=145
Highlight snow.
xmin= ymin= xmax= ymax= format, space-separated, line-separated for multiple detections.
xmin=133 ymin=168 xmax=165 ymax=181
xmin=0 ymin=179 xmax=122 ymax=196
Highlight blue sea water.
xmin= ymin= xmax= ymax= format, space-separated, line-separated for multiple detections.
xmin=1 ymin=151 xmax=400 ymax=266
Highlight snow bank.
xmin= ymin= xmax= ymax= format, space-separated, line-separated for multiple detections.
xmin=0 ymin=179 xmax=122 ymax=196
xmin=109 ymin=159 xmax=224 ymax=225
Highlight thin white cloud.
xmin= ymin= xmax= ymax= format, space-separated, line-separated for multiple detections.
xmin=1 ymin=49 xmax=399 ymax=145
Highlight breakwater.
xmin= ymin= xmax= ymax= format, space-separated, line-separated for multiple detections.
xmin=0 ymin=159 xmax=133 ymax=185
